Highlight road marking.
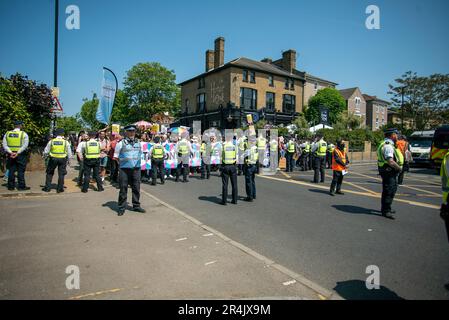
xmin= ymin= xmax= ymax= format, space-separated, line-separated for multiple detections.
xmin=259 ymin=175 xmax=440 ymax=210
xmin=203 ymin=233 xmax=214 ymax=237
xmin=205 ymin=260 xmax=217 ymax=266
xmin=318 ymin=294 xmax=327 ymax=300
xmin=141 ymin=189 xmax=337 ymax=300
xmin=283 ymin=280 xmax=297 ymax=286
xmin=345 ymin=171 xmax=441 ymax=196
xmin=325 ymin=174 xmax=379 ymax=196
xmin=175 ymin=237 xmax=188 ymax=242
xmin=68 ymin=288 xmax=123 ymax=300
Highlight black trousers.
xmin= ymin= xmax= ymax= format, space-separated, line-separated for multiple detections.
xmin=151 ymin=159 xmax=165 ymax=185
xmin=221 ymin=164 xmax=238 ymax=203
xmin=286 ymin=152 xmax=294 ymax=172
xmin=118 ymin=167 xmax=141 ymax=209
xmin=379 ymin=168 xmax=398 ymax=214
xmin=45 ymin=157 xmax=67 ymax=191
xmin=176 ymin=162 xmax=189 ymax=182
xmin=330 ymin=170 xmax=344 ymax=193
xmin=201 ymin=158 xmax=211 ymax=179
xmin=244 ymin=164 xmax=257 ymax=199
xmin=301 ymin=154 xmax=310 ymax=171
xmin=7 ymin=153 xmax=27 ymax=189
xmin=82 ymin=158 xmax=102 ymax=192
xmin=77 ymin=156 xmax=84 ymax=185
xmin=313 ymin=156 xmax=326 ymax=183
xmin=397 ymin=162 xmax=409 ymax=185
xmin=110 ymin=158 xmax=119 ymax=183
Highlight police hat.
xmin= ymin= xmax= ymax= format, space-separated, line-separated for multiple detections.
xmin=14 ymin=120 xmax=24 ymax=126
xmin=54 ymin=128 xmax=65 ymax=136
xmin=124 ymin=125 xmax=137 ymax=131
xmin=383 ymin=128 xmax=399 ymax=136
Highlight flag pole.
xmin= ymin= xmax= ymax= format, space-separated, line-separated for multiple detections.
xmin=103 ymin=67 xmax=118 ymax=126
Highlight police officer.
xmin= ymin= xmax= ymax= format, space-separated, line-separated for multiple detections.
xmin=200 ymin=136 xmax=212 ymax=179
xmin=3 ymin=120 xmax=30 ymax=190
xmin=256 ymin=133 xmax=267 ymax=174
xmin=300 ymin=140 xmax=311 ymax=171
xmin=377 ymin=128 xmax=403 ymax=220
xmin=113 ymin=125 xmax=145 ymax=216
xmin=329 ymin=140 xmax=349 ymax=196
xmin=285 ymin=136 xmax=296 ymax=172
xmin=79 ymin=131 xmax=103 ymax=193
xmin=440 ymin=151 xmax=449 ymax=243
xmin=237 ymin=134 xmax=247 ymax=176
xmin=244 ymin=135 xmax=258 ymax=202
xmin=312 ymin=134 xmax=327 ymax=183
xmin=269 ymin=135 xmax=278 ymax=171
xmin=42 ymin=128 xmax=72 ymax=193
xmin=149 ymin=136 xmax=167 ymax=186
xmin=176 ymin=133 xmax=192 ymax=182
xmin=220 ymin=132 xmax=238 ymax=205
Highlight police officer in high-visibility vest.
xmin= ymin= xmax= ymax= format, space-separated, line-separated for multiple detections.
xmin=311 ymin=134 xmax=327 ymax=183
xmin=113 ymin=125 xmax=145 ymax=216
xmin=176 ymin=133 xmax=192 ymax=183
xmin=329 ymin=140 xmax=349 ymax=196
xmin=256 ymin=134 xmax=267 ymax=174
xmin=269 ymin=136 xmax=278 ymax=171
xmin=440 ymin=151 xmax=449 ymax=243
xmin=2 ymin=120 xmax=30 ymax=190
xmin=220 ymin=132 xmax=238 ymax=205
xmin=377 ymin=128 xmax=404 ymax=220
xmin=42 ymin=128 xmax=72 ymax=193
xmin=149 ymin=136 xmax=167 ymax=186
xmin=326 ymin=143 xmax=335 ymax=169
xmin=200 ymin=136 xmax=212 ymax=179
xmin=301 ymin=140 xmax=311 ymax=171
xmin=78 ymin=131 xmax=103 ymax=193
xmin=244 ymin=135 xmax=258 ymax=202
xmin=285 ymin=136 xmax=296 ymax=172
xmin=237 ymin=134 xmax=247 ymax=176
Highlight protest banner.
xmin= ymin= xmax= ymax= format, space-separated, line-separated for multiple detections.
xmin=210 ymin=142 xmax=222 ymax=165
xmin=141 ymin=142 xmax=152 ymax=170
xmin=164 ymin=143 xmax=178 ymax=169
xmin=189 ymin=143 xmax=202 ymax=167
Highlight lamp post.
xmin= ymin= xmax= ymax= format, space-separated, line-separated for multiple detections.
xmin=54 ymin=0 xmax=59 ymax=88
xmin=400 ymin=86 xmax=406 ymax=132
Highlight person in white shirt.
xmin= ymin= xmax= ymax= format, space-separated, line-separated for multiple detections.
xmin=42 ymin=128 xmax=72 ymax=193
xmin=2 ymin=120 xmax=30 ymax=190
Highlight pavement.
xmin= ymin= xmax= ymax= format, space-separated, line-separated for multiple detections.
xmin=1 ymin=160 xmax=448 ymax=300
xmin=0 ymin=163 xmax=333 ymax=300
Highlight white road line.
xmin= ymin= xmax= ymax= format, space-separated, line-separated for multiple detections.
xmin=283 ymin=280 xmax=297 ymax=286
xmin=205 ymin=260 xmax=217 ymax=266
xmin=175 ymin=237 xmax=188 ymax=242
xmin=202 ymin=233 xmax=214 ymax=237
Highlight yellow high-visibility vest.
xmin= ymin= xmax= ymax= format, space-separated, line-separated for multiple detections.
xmin=85 ymin=140 xmax=101 ymax=159
xmin=152 ymin=144 xmax=164 ymax=159
xmin=377 ymin=140 xmax=404 ymax=168
xmin=315 ymin=140 xmax=327 ymax=157
xmin=49 ymin=138 xmax=67 ymax=158
xmin=442 ymin=152 xmax=449 ymax=204
xmin=178 ymin=141 xmax=189 ymax=155
xmin=223 ymin=142 xmax=236 ymax=165
xmin=5 ymin=130 xmax=24 ymax=152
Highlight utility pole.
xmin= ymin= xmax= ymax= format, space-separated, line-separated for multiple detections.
xmin=54 ymin=0 xmax=59 ymax=87
xmin=401 ymin=86 xmax=405 ymax=132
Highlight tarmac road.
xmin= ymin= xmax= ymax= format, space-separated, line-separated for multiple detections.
xmin=143 ymin=164 xmax=449 ymax=300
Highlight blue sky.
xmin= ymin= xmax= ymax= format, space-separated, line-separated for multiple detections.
xmin=1 ymin=0 xmax=448 ymax=116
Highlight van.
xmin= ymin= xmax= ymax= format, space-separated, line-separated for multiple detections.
xmin=431 ymin=125 xmax=449 ymax=170
xmin=409 ymin=131 xmax=434 ymax=166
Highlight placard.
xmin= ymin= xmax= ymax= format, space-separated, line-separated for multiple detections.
xmin=210 ymin=142 xmax=222 ymax=165
xmin=189 ymin=143 xmax=202 ymax=167
xmin=164 ymin=143 xmax=178 ymax=169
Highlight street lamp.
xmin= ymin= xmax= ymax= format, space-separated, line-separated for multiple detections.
xmin=400 ymin=86 xmax=406 ymax=132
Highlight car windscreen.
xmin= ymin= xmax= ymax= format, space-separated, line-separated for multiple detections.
xmin=410 ymin=139 xmax=432 ymax=148
xmin=433 ymin=129 xmax=449 ymax=149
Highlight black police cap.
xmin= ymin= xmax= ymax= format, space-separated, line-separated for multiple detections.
xmin=124 ymin=125 xmax=137 ymax=131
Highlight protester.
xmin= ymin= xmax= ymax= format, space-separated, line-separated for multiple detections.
xmin=98 ymin=130 xmax=110 ymax=183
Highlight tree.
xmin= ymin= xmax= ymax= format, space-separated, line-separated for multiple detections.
xmin=305 ymin=88 xmax=346 ymax=126
xmin=0 ymin=74 xmax=52 ymax=149
xmin=80 ymin=94 xmax=102 ymax=130
xmin=110 ymin=89 xmax=133 ymax=124
xmin=56 ymin=114 xmax=84 ymax=133
xmin=123 ymin=62 xmax=180 ymax=120
xmin=333 ymin=112 xmax=362 ymax=131
xmin=388 ymin=71 xmax=449 ymax=130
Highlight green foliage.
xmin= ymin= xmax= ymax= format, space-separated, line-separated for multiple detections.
xmin=80 ymin=94 xmax=102 ymax=130
xmin=305 ymin=88 xmax=346 ymax=125
xmin=56 ymin=114 xmax=84 ymax=133
xmin=333 ymin=112 xmax=363 ymax=130
xmin=315 ymin=128 xmax=384 ymax=151
xmin=388 ymin=71 xmax=449 ymax=130
xmin=123 ymin=62 xmax=181 ymax=120
xmin=0 ymin=74 xmax=52 ymax=149
xmin=110 ymin=89 xmax=132 ymax=124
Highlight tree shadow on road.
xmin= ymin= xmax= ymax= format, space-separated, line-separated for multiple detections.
xmin=332 ymin=205 xmax=382 ymax=216
xmin=334 ymin=280 xmax=405 ymax=300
